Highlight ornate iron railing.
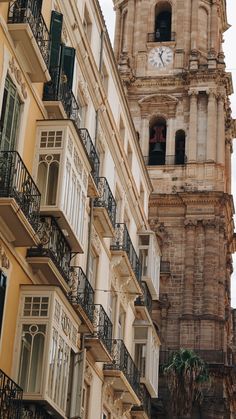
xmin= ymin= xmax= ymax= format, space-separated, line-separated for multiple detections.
xmin=0 ymin=369 xmax=23 ymax=418
xmin=94 ymin=177 xmax=116 ymax=227
xmin=78 ymin=129 xmax=100 ymax=180
xmin=22 ymin=404 xmax=53 ymax=418
xmin=43 ymin=67 xmax=81 ymax=126
xmin=8 ymin=0 xmax=50 ymax=65
xmin=135 ymin=281 xmax=152 ymax=314
xmin=147 ymin=31 xmax=176 ymax=42
xmin=0 ymin=151 xmax=41 ymax=231
xmin=68 ymin=266 xmax=94 ymax=323
xmin=104 ymin=339 xmax=141 ymax=397
xmin=27 ymin=216 xmax=71 ymax=282
xmin=111 ymin=223 xmax=142 ymax=285
xmin=90 ymin=304 xmax=113 ymax=353
xmin=132 ymin=384 xmax=151 ymax=417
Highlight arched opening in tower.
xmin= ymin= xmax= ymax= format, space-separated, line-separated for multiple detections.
xmin=175 ymin=130 xmax=186 ymax=165
xmin=149 ymin=118 xmax=166 ymax=165
xmin=155 ymin=2 xmax=172 ymax=42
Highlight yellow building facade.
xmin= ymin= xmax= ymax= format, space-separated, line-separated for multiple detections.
xmin=0 ymin=1 xmax=161 ymax=418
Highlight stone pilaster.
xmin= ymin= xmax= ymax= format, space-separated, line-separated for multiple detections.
xmin=203 ymin=220 xmax=218 ymax=316
xmin=217 ymin=94 xmax=225 ymax=165
xmin=206 ymin=89 xmax=217 ymax=161
xmin=210 ymin=0 xmax=218 ymax=52
xmin=191 ymin=0 xmax=198 ymax=50
xmin=188 ymin=90 xmax=198 ymax=161
xmin=183 ymin=220 xmax=196 ymax=315
xmin=114 ymin=7 xmax=121 ymax=60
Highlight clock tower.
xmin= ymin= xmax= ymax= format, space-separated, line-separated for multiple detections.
xmin=114 ymin=0 xmax=236 ymax=418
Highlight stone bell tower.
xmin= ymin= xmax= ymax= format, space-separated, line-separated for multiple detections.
xmin=114 ymin=0 xmax=236 ymax=417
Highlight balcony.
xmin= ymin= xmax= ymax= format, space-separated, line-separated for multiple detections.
xmin=0 ymin=151 xmax=41 ymax=246
xmin=36 ymin=120 xmax=95 ymax=252
xmin=131 ymin=384 xmax=151 ymax=419
xmin=78 ymin=128 xmax=100 ymax=197
xmin=27 ymin=216 xmax=71 ymax=291
xmin=8 ymin=0 xmax=50 ymax=82
xmin=94 ymin=177 xmax=116 ymax=237
xmin=135 ymin=281 xmax=152 ymax=321
xmin=43 ymin=67 xmax=80 ymax=119
xmin=22 ymin=404 xmax=55 ymax=418
xmin=85 ymin=304 xmax=113 ymax=362
xmin=147 ymin=32 xmax=176 ymax=42
xmin=111 ymin=223 xmax=142 ymax=294
xmin=68 ymin=266 xmax=94 ymax=332
xmin=104 ymin=339 xmax=141 ymax=406
xmin=139 ymin=232 xmax=160 ymax=299
xmin=0 ymin=369 xmax=23 ymax=419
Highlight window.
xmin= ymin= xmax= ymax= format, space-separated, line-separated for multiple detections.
xmin=37 ymin=154 xmax=60 ymax=205
xmin=0 ymin=76 xmax=21 ymax=151
xmin=81 ymin=382 xmax=90 ymax=419
xmin=88 ymin=249 xmax=98 ymax=289
xmin=149 ymin=117 xmax=167 ymax=165
xmin=119 ymin=116 xmax=125 ymax=145
xmin=135 ymin=343 xmax=147 ymax=376
xmin=175 ymin=130 xmax=186 ymax=164
xmin=18 ymin=323 xmax=46 ymax=393
xmin=83 ymin=6 xmax=92 ymax=43
xmin=155 ymin=3 xmax=172 ymax=42
xmin=127 ymin=142 xmax=133 ymax=168
xmin=118 ymin=306 xmax=125 ymax=339
xmin=0 ymin=271 xmax=7 ymax=337
xmin=108 ymin=290 xmax=116 ymax=327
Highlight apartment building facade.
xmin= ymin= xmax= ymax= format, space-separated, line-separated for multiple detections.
xmin=0 ymin=1 xmax=161 ymax=418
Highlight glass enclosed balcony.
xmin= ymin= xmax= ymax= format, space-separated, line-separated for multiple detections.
xmin=8 ymin=0 xmax=50 ymax=82
xmin=0 ymin=150 xmax=41 ymax=246
xmin=139 ymin=231 xmax=160 ymax=299
xmin=135 ymin=281 xmax=152 ymax=321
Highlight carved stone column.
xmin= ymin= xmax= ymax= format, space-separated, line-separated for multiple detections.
xmin=188 ymin=90 xmax=198 ymax=161
xmin=206 ymin=89 xmax=217 ymax=161
xmin=191 ymin=0 xmax=198 ymax=50
xmin=210 ymin=0 xmax=218 ymax=51
xmin=203 ymin=220 xmax=217 ymax=315
xmin=126 ymin=0 xmax=135 ymax=54
xmin=140 ymin=115 xmax=149 ymax=157
xmin=225 ymin=139 xmax=232 ymax=193
xmin=166 ymin=118 xmax=175 ymax=160
xmin=218 ymin=221 xmax=226 ymax=319
xmin=114 ymin=7 xmax=121 ymax=60
xmin=217 ymin=94 xmax=225 ymax=165
xmin=183 ymin=220 xmax=196 ymax=315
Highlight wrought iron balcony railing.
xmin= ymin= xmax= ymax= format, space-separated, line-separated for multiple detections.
xmin=135 ymin=281 xmax=152 ymax=314
xmin=8 ymin=0 xmax=50 ymax=66
xmin=22 ymin=404 xmax=54 ymax=418
xmin=104 ymin=339 xmax=141 ymax=397
xmin=43 ymin=67 xmax=81 ymax=126
xmin=0 ymin=151 xmax=41 ymax=231
xmin=68 ymin=266 xmax=94 ymax=323
xmin=94 ymin=177 xmax=117 ymax=227
xmin=132 ymin=384 xmax=151 ymax=417
xmin=90 ymin=304 xmax=113 ymax=353
xmin=111 ymin=223 xmax=142 ymax=285
xmin=78 ymin=128 xmax=100 ymax=180
xmin=27 ymin=216 xmax=71 ymax=282
xmin=147 ymin=31 xmax=176 ymax=42
xmin=0 ymin=369 xmax=23 ymax=419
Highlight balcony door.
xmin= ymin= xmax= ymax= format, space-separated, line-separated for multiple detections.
xmin=0 ymin=271 xmax=7 ymax=337
xmin=0 ymin=76 xmax=21 ymax=151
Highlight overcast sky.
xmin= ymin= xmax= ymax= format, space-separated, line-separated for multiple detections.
xmin=98 ymin=0 xmax=236 ymax=307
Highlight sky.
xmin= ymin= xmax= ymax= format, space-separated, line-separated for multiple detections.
xmin=98 ymin=0 xmax=236 ymax=306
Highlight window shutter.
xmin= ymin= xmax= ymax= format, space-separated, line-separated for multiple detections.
xmin=49 ymin=11 xmax=63 ymax=70
xmin=0 ymin=77 xmax=21 ymax=151
xmin=0 ymin=271 xmax=7 ymax=335
xmin=60 ymin=45 xmax=75 ymax=89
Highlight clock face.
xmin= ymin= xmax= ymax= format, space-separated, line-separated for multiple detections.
xmin=148 ymin=47 xmax=173 ymax=69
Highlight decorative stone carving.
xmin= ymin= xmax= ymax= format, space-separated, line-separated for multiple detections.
xmin=0 ymin=244 xmax=10 ymax=269
xmin=9 ymin=57 xmax=27 ymax=99
xmin=84 ymin=364 xmax=93 ymax=384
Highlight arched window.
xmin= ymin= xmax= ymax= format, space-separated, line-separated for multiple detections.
xmin=37 ymin=154 xmax=59 ymax=205
xmin=175 ymin=130 xmax=186 ymax=164
xmin=155 ymin=2 xmax=172 ymax=42
xmin=149 ymin=118 xmax=167 ymax=165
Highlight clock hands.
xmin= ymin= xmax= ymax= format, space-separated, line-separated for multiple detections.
xmin=158 ymin=50 xmax=164 ymax=67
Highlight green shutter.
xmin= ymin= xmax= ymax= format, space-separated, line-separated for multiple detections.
xmin=49 ymin=11 xmax=63 ymax=70
xmin=60 ymin=45 xmax=75 ymax=89
xmin=0 ymin=76 xmax=21 ymax=151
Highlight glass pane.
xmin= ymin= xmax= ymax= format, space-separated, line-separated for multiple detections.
xmin=37 ymin=162 xmax=48 ymax=205
xmin=28 ymin=332 xmax=45 ymax=392
xmin=47 ymin=162 xmax=58 ymax=205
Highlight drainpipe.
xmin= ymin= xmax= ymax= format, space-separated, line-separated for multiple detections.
xmin=86 ymin=28 xmax=105 ymax=279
